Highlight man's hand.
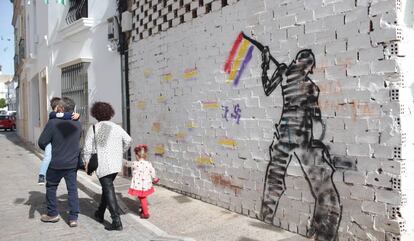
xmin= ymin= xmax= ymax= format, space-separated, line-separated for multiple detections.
xmin=84 ymin=161 xmax=89 ymax=174
xmin=72 ymin=112 xmax=80 ymax=120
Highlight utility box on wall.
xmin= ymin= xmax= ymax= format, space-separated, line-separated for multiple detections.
xmin=121 ymin=11 xmax=132 ymax=32
xmin=107 ymin=16 xmax=119 ymax=41
xmin=128 ymin=0 xmax=414 ymax=240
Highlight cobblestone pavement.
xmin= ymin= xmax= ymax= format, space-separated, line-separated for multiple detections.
xmin=0 ymin=132 xmax=186 ymax=241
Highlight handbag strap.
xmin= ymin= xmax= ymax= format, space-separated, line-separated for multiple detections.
xmin=93 ymin=125 xmax=98 ymax=152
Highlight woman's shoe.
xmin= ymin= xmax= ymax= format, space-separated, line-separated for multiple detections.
xmin=94 ymin=210 xmax=104 ymax=223
xmin=105 ymin=217 xmax=123 ymax=231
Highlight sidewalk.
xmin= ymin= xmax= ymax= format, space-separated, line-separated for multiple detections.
xmin=18 ymin=131 xmax=310 ymax=241
xmin=1 ymin=132 xmax=188 ymax=241
xmin=77 ymin=173 xmax=308 ymax=241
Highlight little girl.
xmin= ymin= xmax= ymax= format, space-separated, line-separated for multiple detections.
xmin=128 ymin=144 xmax=159 ymax=219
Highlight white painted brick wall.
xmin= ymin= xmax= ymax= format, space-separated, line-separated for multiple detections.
xmin=128 ymin=0 xmax=414 ymax=240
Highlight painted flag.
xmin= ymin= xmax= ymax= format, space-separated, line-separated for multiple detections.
xmin=224 ymin=32 xmax=254 ymax=87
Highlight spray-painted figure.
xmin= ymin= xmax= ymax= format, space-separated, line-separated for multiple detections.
xmin=243 ymin=34 xmax=341 ymax=241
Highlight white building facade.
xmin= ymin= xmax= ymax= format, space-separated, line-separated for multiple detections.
xmin=0 ymin=73 xmax=13 ymax=111
xmin=13 ymin=0 xmax=124 ymax=144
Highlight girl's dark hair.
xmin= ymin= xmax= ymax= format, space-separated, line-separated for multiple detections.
xmin=90 ymin=102 xmax=115 ymax=121
xmin=50 ymin=97 xmax=61 ymax=109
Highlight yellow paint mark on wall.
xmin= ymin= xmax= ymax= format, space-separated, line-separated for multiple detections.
xmin=144 ymin=68 xmax=152 ymax=78
xmin=157 ymin=96 xmax=167 ymax=103
xmin=196 ymin=156 xmax=214 ymax=165
xmin=187 ymin=121 xmax=198 ymax=129
xmin=183 ymin=68 xmax=198 ymax=80
xmin=152 ymin=122 xmax=161 ymax=133
xmin=162 ymin=73 xmax=173 ymax=82
xmin=136 ymin=101 xmax=146 ymax=110
xmin=218 ymin=138 xmax=237 ymax=149
xmin=202 ymin=101 xmax=219 ymax=109
xmin=154 ymin=144 xmax=165 ymax=156
xmin=175 ymin=132 xmax=186 ymax=140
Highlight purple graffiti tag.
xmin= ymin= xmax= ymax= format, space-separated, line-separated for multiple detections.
xmin=233 ymin=45 xmax=254 ymax=87
xmin=230 ymin=104 xmax=241 ymax=124
xmin=222 ymin=105 xmax=230 ymax=122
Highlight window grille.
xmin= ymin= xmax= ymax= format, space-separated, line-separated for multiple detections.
xmin=66 ymin=0 xmax=88 ymax=25
xmin=61 ymin=62 xmax=89 ymax=145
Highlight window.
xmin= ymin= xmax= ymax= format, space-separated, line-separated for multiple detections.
xmin=65 ymin=0 xmax=88 ymax=25
xmin=61 ymin=62 xmax=89 ymax=144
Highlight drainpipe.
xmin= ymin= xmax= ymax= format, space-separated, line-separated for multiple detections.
xmin=116 ymin=1 xmax=130 ymax=134
xmin=117 ymin=0 xmax=131 ymax=176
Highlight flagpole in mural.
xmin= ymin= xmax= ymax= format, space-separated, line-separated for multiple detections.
xmin=225 ymin=32 xmax=342 ymax=241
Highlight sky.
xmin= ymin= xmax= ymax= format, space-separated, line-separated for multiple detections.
xmin=0 ymin=0 xmax=14 ymax=75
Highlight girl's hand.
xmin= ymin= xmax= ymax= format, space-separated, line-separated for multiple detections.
xmin=72 ymin=112 xmax=80 ymax=120
xmin=152 ymin=178 xmax=160 ymax=184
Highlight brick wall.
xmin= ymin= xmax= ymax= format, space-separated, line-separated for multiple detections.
xmin=128 ymin=0 xmax=413 ymax=240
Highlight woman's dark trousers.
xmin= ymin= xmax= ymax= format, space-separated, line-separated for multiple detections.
xmin=97 ymin=173 xmax=122 ymax=230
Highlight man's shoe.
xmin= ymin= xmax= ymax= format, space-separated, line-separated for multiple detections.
xmin=69 ymin=220 xmax=78 ymax=227
xmin=94 ymin=210 xmax=104 ymax=223
xmin=40 ymin=214 xmax=59 ymax=223
xmin=38 ymin=175 xmax=46 ymax=185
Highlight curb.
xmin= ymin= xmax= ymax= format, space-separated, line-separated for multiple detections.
xmin=19 ymin=135 xmax=195 ymax=241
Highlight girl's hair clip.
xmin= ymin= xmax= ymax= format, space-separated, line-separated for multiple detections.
xmin=134 ymin=144 xmax=148 ymax=154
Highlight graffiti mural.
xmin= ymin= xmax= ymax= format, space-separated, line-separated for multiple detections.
xmin=222 ymin=104 xmax=242 ymax=124
xmin=224 ymin=32 xmax=255 ymax=86
xmin=229 ymin=32 xmax=342 ymax=241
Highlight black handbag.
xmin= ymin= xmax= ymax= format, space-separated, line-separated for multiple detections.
xmin=87 ymin=125 xmax=98 ymax=176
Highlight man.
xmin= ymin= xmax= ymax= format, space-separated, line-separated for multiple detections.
xmin=38 ymin=97 xmax=82 ymax=227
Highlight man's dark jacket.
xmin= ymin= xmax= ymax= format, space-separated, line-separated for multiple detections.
xmin=38 ymin=119 xmax=82 ymax=170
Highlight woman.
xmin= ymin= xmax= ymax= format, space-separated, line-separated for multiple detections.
xmin=83 ymin=102 xmax=132 ymax=231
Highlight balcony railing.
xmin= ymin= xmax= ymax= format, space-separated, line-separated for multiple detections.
xmin=14 ymin=38 xmax=25 ymax=73
xmin=14 ymin=55 xmax=18 ymax=73
xmin=66 ymin=0 xmax=88 ymax=25
xmin=18 ymin=38 xmax=25 ymax=62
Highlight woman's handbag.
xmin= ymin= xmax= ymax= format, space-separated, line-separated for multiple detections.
xmin=87 ymin=125 xmax=98 ymax=175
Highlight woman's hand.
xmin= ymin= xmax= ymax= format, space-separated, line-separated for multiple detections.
xmin=84 ymin=161 xmax=89 ymax=174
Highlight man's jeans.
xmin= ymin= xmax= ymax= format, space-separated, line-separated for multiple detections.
xmin=46 ymin=168 xmax=79 ymax=221
xmin=39 ymin=143 xmax=52 ymax=176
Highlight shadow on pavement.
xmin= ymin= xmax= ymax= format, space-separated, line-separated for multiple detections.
xmin=16 ymin=191 xmax=104 ymax=226
xmin=116 ymin=192 xmax=141 ymax=215
xmin=2 ymin=132 xmax=42 ymax=157
xmin=248 ymin=221 xmax=284 ymax=232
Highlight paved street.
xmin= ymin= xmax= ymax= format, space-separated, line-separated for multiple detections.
xmin=0 ymin=131 xmax=184 ymax=241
